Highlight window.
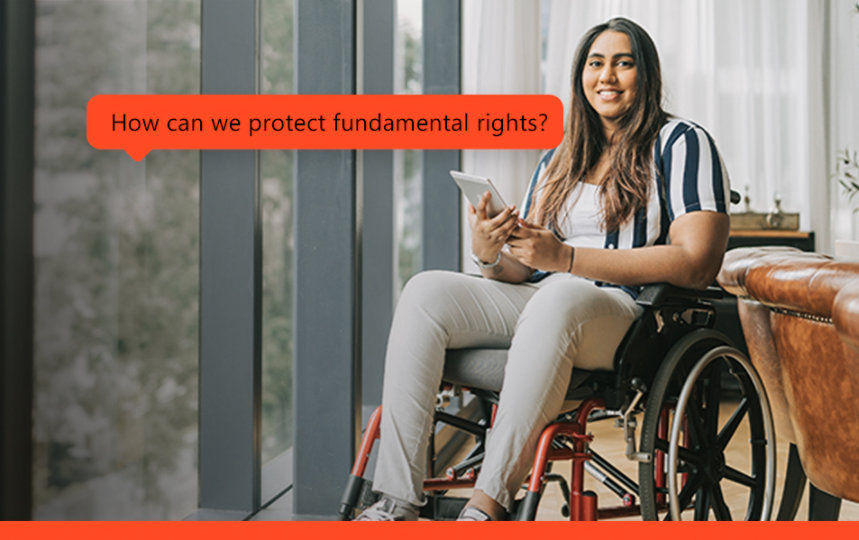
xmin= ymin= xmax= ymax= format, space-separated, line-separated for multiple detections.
xmin=394 ymin=0 xmax=423 ymax=292
xmin=33 ymin=0 xmax=200 ymax=519
xmin=260 ymin=0 xmax=295 ymax=502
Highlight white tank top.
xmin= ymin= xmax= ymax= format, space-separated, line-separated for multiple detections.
xmin=556 ymin=182 xmax=604 ymax=249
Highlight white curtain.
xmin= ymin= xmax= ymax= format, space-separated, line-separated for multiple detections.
xmin=829 ymin=0 xmax=859 ymax=248
xmin=461 ymin=0 xmax=541 ymax=270
xmin=462 ymin=0 xmax=859 ymax=254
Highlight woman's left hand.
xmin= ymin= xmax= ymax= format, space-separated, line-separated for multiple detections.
xmin=508 ymin=220 xmax=572 ymax=272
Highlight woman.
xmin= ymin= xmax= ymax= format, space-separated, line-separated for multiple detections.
xmin=356 ymin=17 xmax=730 ymax=521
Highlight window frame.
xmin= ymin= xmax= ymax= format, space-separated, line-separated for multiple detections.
xmin=0 ymin=0 xmax=36 ymax=520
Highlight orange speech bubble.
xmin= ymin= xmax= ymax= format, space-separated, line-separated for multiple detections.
xmin=86 ymin=94 xmax=564 ymax=160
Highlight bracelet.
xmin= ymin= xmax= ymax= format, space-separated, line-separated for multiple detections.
xmin=567 ymin=245 xmax=575 ymax=273
xmin=471 ymin=250 xmax=502 ymax=269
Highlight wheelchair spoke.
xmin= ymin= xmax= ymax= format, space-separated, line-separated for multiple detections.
xmin=693 ymin=485 xmax=710 ymax=520
xmin=709 ymin=483 xmax=732 ymax=520
xmin=661 ymin=472 xmax=705 ymax=520
xmin=676 ymin=472 xmax=705 ymax=514
xmin=653 ymin=438 xmax=705 ymax=467
xmin=717 ymin=397 xmax=749 ymax=451
xmin=724 ymin=466 xmax=757 ymax=488
xmin=682 ymin=403 xmax=708 ymax=451
xmin=703 ymin=361 xmax=723 ymax=443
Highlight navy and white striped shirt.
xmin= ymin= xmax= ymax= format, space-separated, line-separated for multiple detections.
xmin=520 ymin=118 xmax=730 ymax=297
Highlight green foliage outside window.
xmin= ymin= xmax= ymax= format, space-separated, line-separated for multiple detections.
xmin=34 ymin=0 xmax=200 ymax=519
xmin=260 ymin=0 xmax=295 ymax=464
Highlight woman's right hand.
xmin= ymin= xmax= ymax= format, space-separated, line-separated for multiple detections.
xmin=468 ymin=191 xmax=519 ymax=264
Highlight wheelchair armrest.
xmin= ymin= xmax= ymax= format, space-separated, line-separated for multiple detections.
xmin=635 ymin=283 xmax=726 ymax=308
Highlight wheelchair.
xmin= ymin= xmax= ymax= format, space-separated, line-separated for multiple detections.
xmin=338 ymin=282 xmax=777 ymax=521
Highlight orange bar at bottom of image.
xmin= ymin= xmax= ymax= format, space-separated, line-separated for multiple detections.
xmin=4 ymin=520 xmax=859 ymax=540
xmin=86 ymin=94 xmax=565 ymax=160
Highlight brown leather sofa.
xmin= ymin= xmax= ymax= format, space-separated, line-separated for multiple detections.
xmin=717 ymin=246 xmax=859 ymax=506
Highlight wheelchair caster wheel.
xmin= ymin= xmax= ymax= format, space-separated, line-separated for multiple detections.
xmin=561 ymin=504 xmax=570 ymax=518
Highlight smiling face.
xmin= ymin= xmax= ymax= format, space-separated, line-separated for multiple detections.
xmin=581 ymin=30 xmax=638 ymax=137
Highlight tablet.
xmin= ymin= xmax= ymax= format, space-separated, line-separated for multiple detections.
xmin=449 ymin=170 xmax=508 ymax=218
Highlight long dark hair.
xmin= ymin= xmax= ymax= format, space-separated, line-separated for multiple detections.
xmin=533 ymin=17 xmax=668 ymax=233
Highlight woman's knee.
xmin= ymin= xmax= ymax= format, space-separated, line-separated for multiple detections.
xmin=401 ymin=269 xmax=455 ymax=294
xmin=397 ymin=270 xmax=473 ymax=315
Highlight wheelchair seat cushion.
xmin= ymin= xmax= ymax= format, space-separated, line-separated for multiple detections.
xmin=443 ymin=348 xmax=594 ymax=399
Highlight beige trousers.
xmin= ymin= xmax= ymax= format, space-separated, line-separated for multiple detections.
xmin=372 ymin=270 xmax=642 ymax=510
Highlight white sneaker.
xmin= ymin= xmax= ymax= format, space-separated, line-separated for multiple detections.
xmin=456 ymin=506 xmax=492 ymax=521
xmin=353 ymin=496 xmax=419 ymax=521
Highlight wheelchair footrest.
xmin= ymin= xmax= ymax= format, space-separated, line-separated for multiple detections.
xmin=338 ymin=475 xmax=380 ymax=520
xmin=419 ymin=495 xmax=468 ymax=521
xmin=422 ymin=494 xmax=525 ymax=521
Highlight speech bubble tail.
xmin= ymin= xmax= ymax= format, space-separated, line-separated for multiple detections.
xmin=125 ymin=148 xmax=150 ymax=161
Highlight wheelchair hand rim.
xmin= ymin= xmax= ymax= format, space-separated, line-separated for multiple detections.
xmin=667 ymin=345 xmax=776 ymax=521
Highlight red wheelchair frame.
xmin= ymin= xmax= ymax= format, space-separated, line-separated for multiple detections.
xmin=339 ymin=284 xmax=776 ymax=521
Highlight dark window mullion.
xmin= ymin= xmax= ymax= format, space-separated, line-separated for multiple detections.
xmin=198 ymin=0 xmax=261 ymax=515
xmin=292 ymin=0 xmax=359 ymax=519
xmin=0 ymin=0 xmax=36 ymax=521
xmin=360 ymin=0 xmax=395 ymax=414
xmin=421 ymin=0 xmax=461 ymax=271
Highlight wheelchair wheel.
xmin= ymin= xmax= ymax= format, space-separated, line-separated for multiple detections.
xmin=638 ymin=329 xmax=776 ymax=520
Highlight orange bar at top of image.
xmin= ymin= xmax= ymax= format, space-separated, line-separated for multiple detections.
xmin=86 ymin=94 xmax=565 ymax=160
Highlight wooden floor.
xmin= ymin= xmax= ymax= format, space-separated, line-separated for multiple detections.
xmin=446 ymin=399 xmax=859 ymax=521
